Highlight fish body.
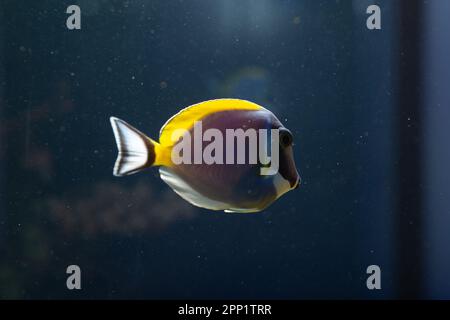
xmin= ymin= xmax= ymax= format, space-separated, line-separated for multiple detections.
xmin=110 ymin=99 xmax=300 ymax=213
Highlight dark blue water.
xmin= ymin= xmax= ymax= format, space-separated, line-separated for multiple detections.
xmin=3 ymin=0 xmax=448 ymax=299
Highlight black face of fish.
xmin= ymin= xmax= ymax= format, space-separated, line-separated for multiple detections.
xmin=272 ymin=116 xmax=300 ymax=189
xmin=274 ymin=125 xmax=300 ymax=190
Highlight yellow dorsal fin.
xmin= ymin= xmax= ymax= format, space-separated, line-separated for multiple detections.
xmin=158 ymin=98 xmax=263 ymax=147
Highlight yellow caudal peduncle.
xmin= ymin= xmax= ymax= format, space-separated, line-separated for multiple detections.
xmin=152 ymin=140 xmax=173 ymax=167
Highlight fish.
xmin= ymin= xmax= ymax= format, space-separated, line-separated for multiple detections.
xmin=110 ymin=98 xmax=300 ymax=213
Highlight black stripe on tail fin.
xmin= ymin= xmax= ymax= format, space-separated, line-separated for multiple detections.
xmin=110 ymin=117 xmax=156 ymax=176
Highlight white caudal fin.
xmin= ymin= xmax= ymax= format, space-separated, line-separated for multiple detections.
xmin=110 ymin=117 xmax=155 ymax=177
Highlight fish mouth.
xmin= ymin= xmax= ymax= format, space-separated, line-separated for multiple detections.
xmin=291 ymin=176 xmax=301 ymax=190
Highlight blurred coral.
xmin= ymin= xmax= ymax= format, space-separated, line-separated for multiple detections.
xmin=48 ymin=181 xmax=196 ymax=236
xmin=23 ymin=147 xmax=54 ymax=181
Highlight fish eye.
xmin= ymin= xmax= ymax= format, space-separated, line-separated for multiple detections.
xmin=279 ymin=129 xmax=293 ymax=148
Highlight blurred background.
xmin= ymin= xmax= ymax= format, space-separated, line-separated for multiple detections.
xmin=0 ymin=0 xmax=449 ymax=299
